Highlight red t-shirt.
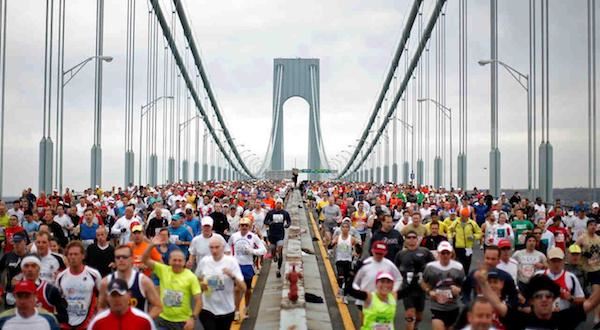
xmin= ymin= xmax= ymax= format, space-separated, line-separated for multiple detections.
xmin=548 ymin=226 xmax=569 ymax=252
xmin=4 ymin=226 xmax=25 ymax=252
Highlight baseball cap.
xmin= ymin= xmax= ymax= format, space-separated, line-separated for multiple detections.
xmin=593 ymin=202 xmax=600 ymax=209
xmin=201 ymin=216 xmax=214 ymax=227
xmin=371 ymin=241 xmax=388 ymax=254
xmin=108 ymin=278 xmax=128 ymax=296
xmin=498 ymin=239 xmax=512 ymax=249
xmin=525 ymin=274 xmax=560 ymax=300
xmin=487 ymin=268 xmax=504 ymax=280
xmin=239 ymin=217 xmax=252 ymax=225
xmin=276 ymin=198 xmax=284 ymax=204
xmin=569 ymin=244 xmax=582 ymax=254
xmin=12 ymin=232 xmax=27 ymax=243
xmin=547 ymin=247 xmax=565 ymax=260
xmin=375 ymin=271 xmax=394 ymax=282
xmin=13 ymin=280 xmax=36 ymax=294
xmin=437 ymin=241 xmax=453 ymax=253
xmin=131 ymin=225 xmax=143 ymax=233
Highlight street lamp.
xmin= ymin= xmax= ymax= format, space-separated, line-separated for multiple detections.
xmin=479 ymin=59 xmax=533 ymax=198
xmin=418 ymin=98 xmax=453 ymax=188
xmin=178 ymin=115 xmax=202 ymax=181
xmin=138 ymin=96 xmax=174 ymax=185
xmin=56 ymin=55 xmax=113 ymax=191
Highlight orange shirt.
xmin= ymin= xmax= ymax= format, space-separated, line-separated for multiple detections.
xmin=128 ymin=241 xmax=162 ymax=277
xmin=263 ymin=198 xmax=276 ymax=210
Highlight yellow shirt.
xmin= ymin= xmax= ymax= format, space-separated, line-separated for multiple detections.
xmin=153 ymin=262 xmax=202 ymax=322
xmin=317 ymin=200 xmax=329 ymax=221
xmin=425 ymin=221 xmax=448 ymax=236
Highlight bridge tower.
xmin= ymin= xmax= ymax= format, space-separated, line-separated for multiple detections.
xmin=266 ymin=58 xmax=329 ymax=180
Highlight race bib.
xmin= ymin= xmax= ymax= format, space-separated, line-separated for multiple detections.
xmin=556 ymin=233 xmax=565 ymax=243
xmin=373 ymin=323 xmax=392 ymax=330
xmin=163 ymin=289 xmax=183 ymax=307
xmin=497 ymin=228 xmax=506 ymax=238
xmin=207 ymin=275 xmax=225 ymax=292
xmin=518 ymin=233 xmax=526 ymax=244
xmin=522 ymin=265 xmax=535 ymax=279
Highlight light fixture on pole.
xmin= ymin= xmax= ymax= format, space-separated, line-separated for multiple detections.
xmin=178 ymin=115 xmax=202 ymax=182
xmin=138 ymin=96 xmax=174 ymax=185
xmin=418 ymin=98 xmax=453 ymax=188
xmin=56 ymin=55 xmax=113 ymax=192
xmin=479 ymin=59 xmax=533 ymax=199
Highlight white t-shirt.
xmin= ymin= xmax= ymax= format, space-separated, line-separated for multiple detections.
xmin=497 ymin=258 xmax=519 ymax=284
xmin=195 ymin=255 xmax=243 ymax=315
xmin=56 ymin=266 xmax=101 ymax=327
xmin=352 ymin=257 xmax=402 ymax=302
xmin=54 ymin=214 xmax=73 ymax=236
xmin=251 ymin=209 xmax=267 ymax=236
xmin=228 ymin=231 xmax=266 ymax=266
xmin=513 ymin=249 xmax=547 ymax=283
xmin=189 ymin=233 xmax=230 ymax=272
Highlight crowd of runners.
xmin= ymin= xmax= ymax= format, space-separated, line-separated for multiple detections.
xmin=0 ymin=180 xmax=599 ymax=329
xmin=305 ymin=182 xmax=600 ymax=330
xmin=0 ymin=181 xmax=290 ymax=329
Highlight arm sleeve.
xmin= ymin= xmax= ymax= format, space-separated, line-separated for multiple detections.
xmin=48 ymin=285 xmax=69 ymax=324
xmin=252 ymin=236 xmax=267 ymax=256
xmin=348 ymin=286 xmax=368 ymax=300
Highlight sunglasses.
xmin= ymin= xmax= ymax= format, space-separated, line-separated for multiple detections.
xmin=532 ymin=290 xmax=554 ymax=300
xmin=406 ymin=236 xmax=417 ymax=239
xmin=115 ymin=255 xmax=131 ymax=260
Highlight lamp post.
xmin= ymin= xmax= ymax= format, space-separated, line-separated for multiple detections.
xmin=178 ymin=115 xmax=201 ymax=182
xmin=418 ymin=98 xmax=453 ymax=188
xmin=138 ymin=96 xmax=173 ymax=185
xmin=478 ymin=59 xmax=532 ymax=198
xmin=55 ymin=55 xmax=113 ymax=192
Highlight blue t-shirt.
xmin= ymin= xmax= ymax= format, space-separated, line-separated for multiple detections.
xmin=185 ymin=218 xmax=201 ymax=237
xmin=80 ymin=222 xmax=99 ymax=241
xmin=22 ymin=221 xmax=40 ymax=235
xmin=474 ymin=204 xmax=489 ymax=224
xmin=168 ymin=225 xmax=193 ymax=256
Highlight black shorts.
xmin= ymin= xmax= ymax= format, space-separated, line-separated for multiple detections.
xmin=587 ymin=270 xmax=600 ymax=285
xmin=402 ymin=292 xmax=426 ymax=312
xmin=268 ymin=236 xmax=284 ymax=246
xmin=431 ymin=308 xmax=459 ymax=327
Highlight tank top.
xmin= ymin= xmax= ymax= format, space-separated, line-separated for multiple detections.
xmin=361 ymin=292 xmax=396 ymax=330
xmin=35 ymin=280 xmax=55 ymax=313
xmin=108 ymin=271 xmax=147 ymax=312
xmin=335 ymin=234 xmax=353 ymax=262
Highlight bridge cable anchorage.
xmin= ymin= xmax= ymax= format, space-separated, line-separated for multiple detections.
xmin=337 ymin=0 xmax=447 ymax=179
xmin=149 ymin=0 xmax=254 ymax=178
xmin=336 ymin=0 xmax=424 ymax=179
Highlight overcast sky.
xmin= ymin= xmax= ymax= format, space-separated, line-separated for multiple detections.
xmin=0 ymin=0 xmax=595 ymax=196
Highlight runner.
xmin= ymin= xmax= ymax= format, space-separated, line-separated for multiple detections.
xmin=0 ymin=280 xmax=60 ymax=329
xmin=331 ymin=219 xmax=359 ymax=303
xmin=352 ymin=241 xmax=402 ymax=321
xmin=447 ymin=209 xmax=482 ymax=273
xmin=16 ymin=254 xmax=68 ymax=324
xmin=97 ymin=244 xmax=162 ymax=318
xmin=576 ymin=219 xmax=600 ymax=324
xmin=349 ymin=272 xmax=398 ymax=330
xmin=228 ymin=217 xmax=266 ymax=320
xmin=0 ymin=232 xmax=28 ymax=309
xmin=421 ymin=241 xmax=466 ymax=330
xmin=395 ymin=230 xmax=435 ymax=330
xmin=56 ymin=240 xmax=101 ymax=329
xmin=34 ymin=231 xmax=66 ymax=285
xmin=196 ymin=236 xmax=245 ymax=330
xmin=88 ymin=278 xmax=156 ymax=330
xmin=264 ymin=198 xmax=291 ymax=278
xmin=187 ymin=216 xmax=229 ymax=272
xmin=142 ymin=235 xmax=201 ymax=330
xmin=513 ymin=234 xmax=547 ymax=292
xmin=535 ymin=247 xmax=585 ymax=311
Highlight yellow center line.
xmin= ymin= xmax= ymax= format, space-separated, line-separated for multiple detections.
xmin=307 ymin=209 xmax=355 ymax=330
xmin=230 ymin=271 xmax=258 ymax=330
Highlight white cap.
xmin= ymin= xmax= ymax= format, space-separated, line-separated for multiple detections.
xmin=437 ymin=241 xmax=453 ymax=253
xmin=21 ymin=255 xmax=42 ymax=269
xmin=201 ymin=216 xmax=214 ymax=227
xmin=593 ymin=202 xmax=599 ymax=209
xmin=276 ymin=198 xmax=284 ymax=204
xmin=376 ymin=272 xmax=395 ymax=282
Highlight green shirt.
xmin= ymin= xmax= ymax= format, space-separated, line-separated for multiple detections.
xmin=362 ymin=292 xmax=396 ymax=330
xmin=511 ymin=219 xmax=534 ymax=247
xmin=153 ymin=262 xmax=201 ymax=322
xmin=0 ymin=214 xmax=9 ymax=239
